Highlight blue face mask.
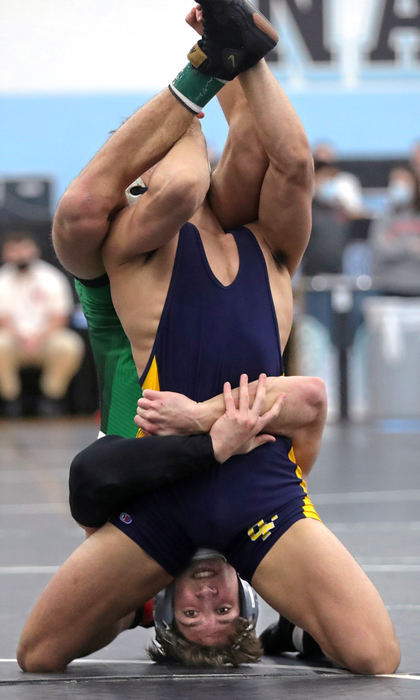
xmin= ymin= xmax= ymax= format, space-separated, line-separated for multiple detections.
xmin=388 ymin=182 xmax=414 ymax=208
xmin=316 ymin=178 xmax=338 ymax=204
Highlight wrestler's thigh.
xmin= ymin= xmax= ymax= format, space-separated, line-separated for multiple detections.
xmin=252 ymin=519 xmax=400 ymax=674
xmin=19 ymin=523 xmax=172 ymax=665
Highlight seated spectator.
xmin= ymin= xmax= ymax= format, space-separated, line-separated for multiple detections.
xmin=0 ymin=231 xmax=84 ymax=416
xmin=313 ymin=142 xmax=366 ymax=219
xmin=369 ymin=169 xmax=420 ymax=295
xmin=385 ymin=167 xmax=416 ymax=213
xmin=302 ymin=200 xmax=349 ymax=276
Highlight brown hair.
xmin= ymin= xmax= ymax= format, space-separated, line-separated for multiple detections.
xmin=148 ymin=617 xmax=263 ymax=667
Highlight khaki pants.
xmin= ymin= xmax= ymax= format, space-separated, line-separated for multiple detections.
xmin=0 ymin=328 xmax=84 ymax=400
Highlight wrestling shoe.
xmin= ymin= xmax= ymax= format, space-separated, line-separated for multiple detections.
xmin=259 ymin=615 xmax=295 ymax=654
xmin=260 ymin=615 xmax=324 ymax=659
xmin=187 ymin=0 xmax=279 ymax=81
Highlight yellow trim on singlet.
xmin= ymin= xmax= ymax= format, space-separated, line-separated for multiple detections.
xmin=136 ymin=356 xmax=160 ymax=438
xmin=288 ymin=447 xmax=321 ymax=522
xmin=142 ymin=356 xmax=160 ymax=392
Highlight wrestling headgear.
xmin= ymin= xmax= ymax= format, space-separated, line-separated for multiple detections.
xmin=125 ymin=176 xmax=148 ymax=205
xmin=153 ymin=550 xmax=259 ymax=638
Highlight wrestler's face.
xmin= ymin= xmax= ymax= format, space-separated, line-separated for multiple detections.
xmin=173 ymin=557 xmax=240 ymax=646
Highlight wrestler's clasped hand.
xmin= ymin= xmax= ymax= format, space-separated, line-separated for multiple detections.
xmin=135 ymin=389 xmax=203 ymax=436
xmin=210 ymin=373 xmax=285 ymax=463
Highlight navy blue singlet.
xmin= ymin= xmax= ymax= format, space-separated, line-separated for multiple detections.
xmin=139 ymin=223 xmax=283 ymax=399
xmin=111 ymin=224 xmax=320 ymax=582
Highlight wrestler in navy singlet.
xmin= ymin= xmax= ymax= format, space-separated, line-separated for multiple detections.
xmin=110 ymin=224 xmax=320 ymax=582
xmin=139 ymin=223 xmax=282 ymax=399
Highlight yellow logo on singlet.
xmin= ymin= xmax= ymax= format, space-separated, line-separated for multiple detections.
xmin=248 ymin=514 xmax=278 ymax=542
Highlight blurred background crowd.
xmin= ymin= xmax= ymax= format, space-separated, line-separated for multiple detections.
xmin=1 ymin=0 xmax=419 ymax=423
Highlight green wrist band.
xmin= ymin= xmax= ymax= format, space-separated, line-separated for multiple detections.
xmin=169 ymin=63 xmax=225 ymax=114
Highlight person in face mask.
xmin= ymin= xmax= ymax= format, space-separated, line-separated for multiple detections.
xmin=312 ymin=143 xmax=366 ymax=219
xmin=369 ymin=168 xmax=420 ymax=294
xmin=0 ymin=231 xmax=84 ymax=416
xmin=386 ymin=168 xmax=417 ymax=213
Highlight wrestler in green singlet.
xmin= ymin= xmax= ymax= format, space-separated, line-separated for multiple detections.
xmin=74 ymin=277 xmax=140 ymax=437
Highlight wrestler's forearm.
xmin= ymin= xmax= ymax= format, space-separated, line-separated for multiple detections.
xmin=196 ymin=376 xmax=324 ymax=433
xmin=196 ymin=376 xmax=327 ymax=475
xmin=69 ymin=434 xmax=217 ymax=528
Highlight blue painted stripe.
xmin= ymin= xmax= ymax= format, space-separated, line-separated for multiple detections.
xmin=376 ymin=419 xmax=420 ymax=434
xmin=1 ymin=90 xmax=419 ymax=207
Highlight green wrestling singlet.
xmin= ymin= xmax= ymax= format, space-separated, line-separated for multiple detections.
xmin=74 ymin=276 xmax=140 ymax=438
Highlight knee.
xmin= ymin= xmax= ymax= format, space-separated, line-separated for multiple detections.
xmin=300 ymin=377 xmax=327 ymax=421
xmin=306 ymin=377 xmax=327 ymax=408
xmin=342 ymin=632 xmax=400 ymax=675
xmin=17 ymin=639 xmax=67 ymax=673
xmin=53 ymin=183 xmax=116 ymax=247
xmin=71 ymin=331 xmax=85 ymax=361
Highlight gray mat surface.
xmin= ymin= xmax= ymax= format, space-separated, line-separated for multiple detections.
xmin=1 ymin=418 xmax=419 ymax=699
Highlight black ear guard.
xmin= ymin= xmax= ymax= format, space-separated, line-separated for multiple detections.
xmin=153 ymin=574 xmax=259 ymax=639
xmin=237 ymin=576 xmax=259 ymax=628
xmin=125 ymin=176 xmax=148 ymax=204
xmin=153 ymin=582 xmax=175 ymax=637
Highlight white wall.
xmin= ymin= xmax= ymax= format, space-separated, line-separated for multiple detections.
xmin=1 ymin=0 xmax=195 ymax=93
xmin=3 ymin=0 xmax=419 ymax=95
xmin=1 ymin=0 xmax=419 ymax=203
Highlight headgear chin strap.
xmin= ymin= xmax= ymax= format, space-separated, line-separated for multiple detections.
xmin=153 ymin=564 xmax=259 ymax=640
